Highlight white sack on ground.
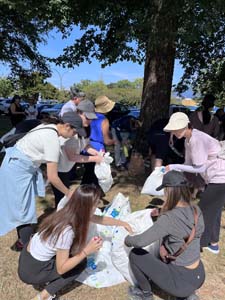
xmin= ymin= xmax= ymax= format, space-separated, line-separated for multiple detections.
xmin=76 ymin=193 xmax=131 ymax=288
xmin=56 ymin=195 xmax=68 ymax=211
xmin=111 ymin=209 xmax=154 ymax=285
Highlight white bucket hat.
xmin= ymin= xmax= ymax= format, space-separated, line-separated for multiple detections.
xmin=164 ymin=112 xmax=190 ymax=131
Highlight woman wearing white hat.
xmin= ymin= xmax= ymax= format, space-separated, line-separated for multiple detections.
xmin=164 ymin=112 xmax=225 ymax=254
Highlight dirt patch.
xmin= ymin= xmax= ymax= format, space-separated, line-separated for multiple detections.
xmin=0 ymin=169 xmax=225 ymax=300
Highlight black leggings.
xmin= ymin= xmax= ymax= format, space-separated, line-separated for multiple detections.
xmin=198 ymin=183 xmax=225 ymax=247
xmin=51 ymin=172 xmax=70 ymax=208
xmin=81 ymin=162 xmax=99 ymax=186
xmin=129 ymin=248 xmax=205 ymax=298
xmin=17 ymin=224 xmax=34 ymax=244
xmin=18 ymin=245 xmax=86 ymax=296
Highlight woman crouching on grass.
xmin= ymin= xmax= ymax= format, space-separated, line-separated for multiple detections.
xmin=18 ymin=184 xmax=132 ymax=300
xmin=125 ymin=171 xmax=205 ymax=300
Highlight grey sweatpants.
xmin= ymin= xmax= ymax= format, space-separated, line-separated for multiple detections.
xmin=129 ymin=248 xmax=205 ymax=298
xmin=18 ymin=246 xmax=86 ymax=296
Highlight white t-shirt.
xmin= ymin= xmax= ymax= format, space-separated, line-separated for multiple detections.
xmin=30 ymin=226 xmax=74 ymax=261
xmin=16 ymin=124 xmax=60 ymax=166
xmin=59 ymin=100 xmax=77 ymax=117
xmin=26 ymin=105 xmax=38 ymax=120
xmin=58 ymin=135 xmax=89 ymax=172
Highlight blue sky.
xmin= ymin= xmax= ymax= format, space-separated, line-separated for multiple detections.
xmin=1 ymin=28 xmax=185 ymax=91
xmin=39 ymin=29 xmax=184 ymax=89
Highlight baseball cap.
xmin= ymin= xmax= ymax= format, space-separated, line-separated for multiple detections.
xmin=156 ymin=170 xmax=189 ymax=191
xmin=77 ymin=99 xmax=97 ymax=119
xmin=61 ymin=111 xmax=86 ymax=137
xmin=164 ymin=112 xmax=189 ymax=132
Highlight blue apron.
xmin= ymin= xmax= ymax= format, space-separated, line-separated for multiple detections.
xmin=0 ymin=146 xmax=45 ymax=236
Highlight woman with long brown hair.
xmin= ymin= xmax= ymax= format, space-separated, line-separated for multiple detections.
xmin=125 ymin=171 xmax=205 ymax=300
xmin=18 ymin=185 xmax=132 ymax=300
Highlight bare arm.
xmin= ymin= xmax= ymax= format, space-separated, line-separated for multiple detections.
xmin=46 ymin=162 xmax=70 ymax=196
xmin=56 ymin=238 xmax=103 ymax=274
xmin=91 ymin=215 xmax=133 ymax=233
xmin=10 ymin=103 xmax=25 ymax=115
xmin=85 ymin=145 xmax=99 ymax=156
xmin=101 ymin=118 xmax=115 ymax=145
xmin=65 ymin=147 xmax=103 ymax=164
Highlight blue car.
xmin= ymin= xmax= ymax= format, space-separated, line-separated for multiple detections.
xmin=40 ymin=103 xmax=64 ymax=117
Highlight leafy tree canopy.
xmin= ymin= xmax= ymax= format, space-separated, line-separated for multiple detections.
xmin=1 ymin=0 xmax=224 ymax=98
xmin=71 ymin=78 xmax=142 ymax=105
xmin=0 ymin=77 xmax=14 ymax=97
xmin=51 ymin=1 xmax=225 ymax=90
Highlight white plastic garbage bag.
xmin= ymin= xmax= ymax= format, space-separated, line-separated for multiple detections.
xmin=111 ymin=209 xmax=154 ymax=284
xmin=56 ymin=195 xmax=68 ymax=211
xmin=94 ymin=152 xmax=113 ymax=193
xmin=141 ymin=166 xmax=165 ymax=196
xmin=76 ymin=192 xmax=131 ymax=288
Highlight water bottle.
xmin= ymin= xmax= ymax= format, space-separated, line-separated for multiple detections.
xmin=87 ymin=255 xmax=97 ymax=273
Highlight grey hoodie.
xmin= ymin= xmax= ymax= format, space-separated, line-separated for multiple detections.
xmin=125 ymin=205 xmax=204 ymax=266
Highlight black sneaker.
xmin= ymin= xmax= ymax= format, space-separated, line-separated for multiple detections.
xmin=128 ymin=286 xmax=154 ymax=300
xmin=10 ymin=239 xmax=24 ymax=252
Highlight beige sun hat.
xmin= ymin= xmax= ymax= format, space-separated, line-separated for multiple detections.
xmin=164 ymin=112 xmax=190 ymax=131
xmin=95 ymin=95 xmax=115 ymax=114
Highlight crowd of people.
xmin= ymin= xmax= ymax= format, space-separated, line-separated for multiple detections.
xmin=0 ymin=91 xmax=224 ymax=300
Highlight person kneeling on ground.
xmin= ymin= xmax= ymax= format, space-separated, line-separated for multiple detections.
xmin=18 ymin=184 xmax=132 ymax=300
xmin=125 ymin=170 xmax=205 ymax=300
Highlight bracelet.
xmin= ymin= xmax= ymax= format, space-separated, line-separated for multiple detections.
xmin=82 ymin=249 xmax=88 ymax=257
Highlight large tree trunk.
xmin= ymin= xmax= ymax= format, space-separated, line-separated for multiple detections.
xmin=135 ymin=0 xmax=182 ymax=154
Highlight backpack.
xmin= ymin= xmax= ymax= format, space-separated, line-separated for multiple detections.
xmin=2 ymin=127 xmax=58 ymax=148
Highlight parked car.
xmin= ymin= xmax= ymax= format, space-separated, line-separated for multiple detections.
xmin=128 ymin=107 xmax=140 ymax=118
xmin=39 ymin=103 xmax=64 ymax=118
xmin=0 ymin=98 xmax=29 ymax=115
xmin=37 ymin=99 xmax=58 ymax=105
xmin=0 ymin=99 xmax=12 ymax=114
xmin=126 ymin=104 xmax=193 ymax=120
xmin=0 ymin=98 xmax=9 ymax=114
xmin=169 ymin=104 xmax=191 ymax=116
